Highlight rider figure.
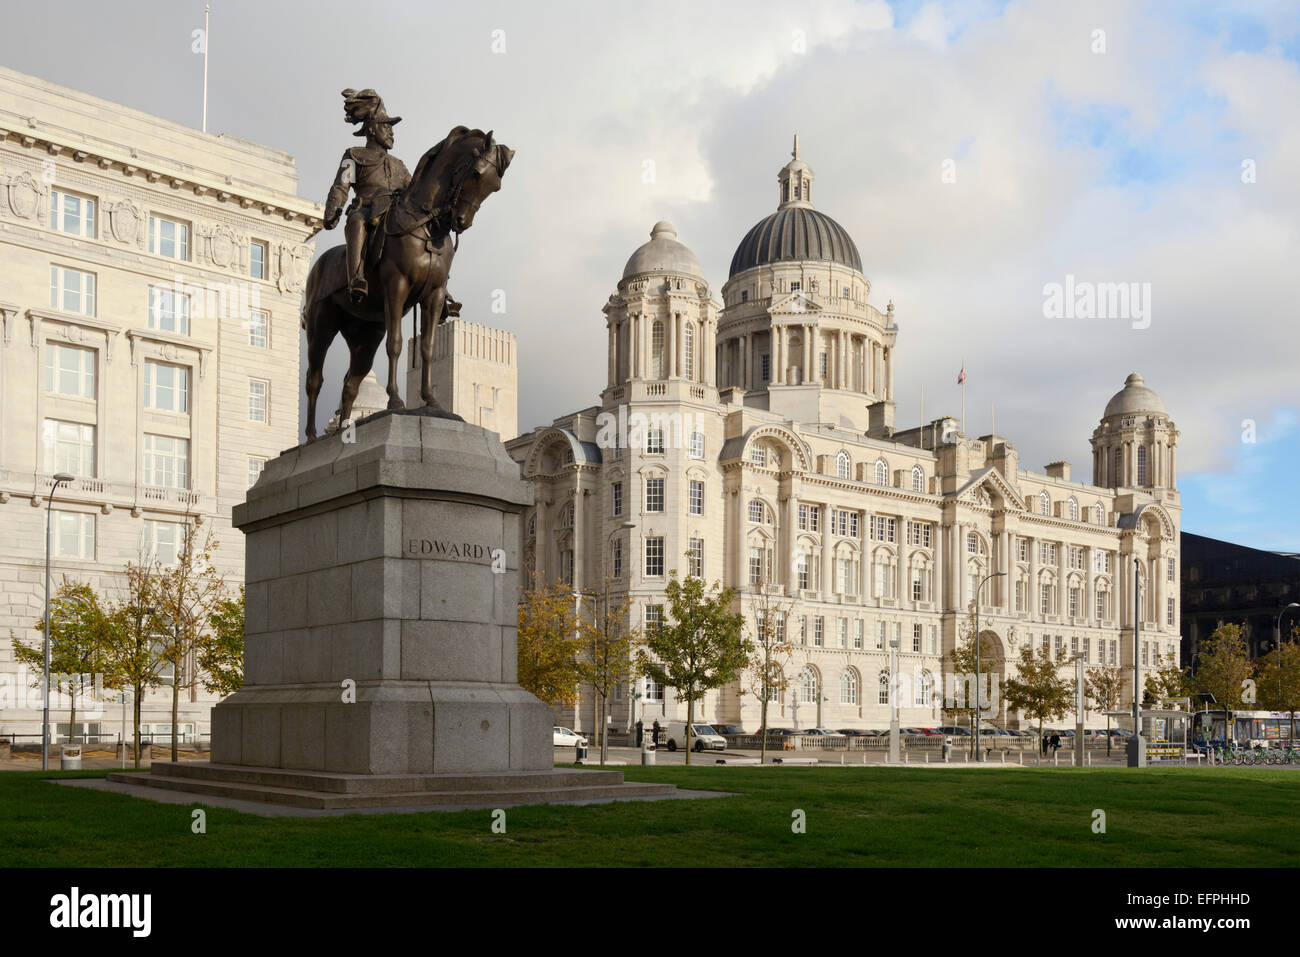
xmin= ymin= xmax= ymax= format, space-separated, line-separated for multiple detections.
xmin=323 ymin=89 xmax=410 ymax=303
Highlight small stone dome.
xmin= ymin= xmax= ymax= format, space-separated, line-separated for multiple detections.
xmin=1104 ymin=372 xmax=1166 ymax=418
xmin=621 ymin=221 xmax=704 ymax=282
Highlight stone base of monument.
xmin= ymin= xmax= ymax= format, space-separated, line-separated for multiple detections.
xmin=107 ymin=762 xmax=676 ymax=810
xmin=111 ymin=409 xmax=677 ymax=809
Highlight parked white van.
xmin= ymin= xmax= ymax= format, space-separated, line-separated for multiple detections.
xmin=662 ymin=721 xmax=727 ymax=753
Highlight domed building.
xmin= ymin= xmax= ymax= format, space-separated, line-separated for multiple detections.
xmin=507 ymin=142 xmax=1182 ymax=741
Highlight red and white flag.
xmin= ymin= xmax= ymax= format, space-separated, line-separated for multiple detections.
xmin=957 ymin=365 xmax=966 ymax=385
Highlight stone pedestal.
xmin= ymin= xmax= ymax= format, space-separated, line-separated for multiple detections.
xmin=213 ymin=410 xmax=551 ymax=775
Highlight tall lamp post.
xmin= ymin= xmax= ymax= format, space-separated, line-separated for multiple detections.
xmin=888 ymin=635 xmax=900 ymax=764
xmin=973 ymin=571 xmax=1006 ymax=762
xmin=1275 ymin=603 xmax=1300 ymax=742
xmin=41 ymin=472 xmax=75 ymax=772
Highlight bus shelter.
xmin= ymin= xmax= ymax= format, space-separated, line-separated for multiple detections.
xmin=1105 ymin=709 xmax=1192 ymax=765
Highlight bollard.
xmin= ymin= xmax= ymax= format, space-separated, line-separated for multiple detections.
xmin=963 ymin=750 xmax=969 ymax=764
xmin=904 ymin=751 xmax=910 ymax=764
xmin=1088 ymin=750 xmax=1092 ymax=767
xmin=925 ymin=753 xmax=929 ymax=764
xmin=1018 ymin=751 xmax=1023 ymax=766
xmin=1053 ymin=751 xmax=1058 ymax=767
xmin=1000 ymin=751 xmax=1005 ymax=765
xmin=840 ymin=755 xmax=844 ymax=766
xmin=862 ymin=754 xmax=867 ymax=765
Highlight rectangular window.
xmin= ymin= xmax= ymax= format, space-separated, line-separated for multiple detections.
xmin=49 ymin=189 xmax=96 ymax=238
xmin=818 ymin=352 xmax=828 ymax=380
xmin=1109 ymin=640 xmax=1117 ymax=665
xmin=907 ymin=521 xmax=931 ymax=548
xmin=49 ymin=265 xmax=96 ymax=316
xmin=248 ymin=456 xmax=267 ymax=488
xmin=1166 ymin=557 xmax=1175 ymax=583
xmin=1096 ymin=589 xmax=1107 ymax=621
xmin=1141 ymin=641 xmax=1148 ymax=666
xmin=797 ymin=504 xmax=821 ymax=532
xmin=689 ymin=480 xmax=704 ymax=516
xmin=645 ymin=477 xmax=664 ymax=512
xmin=645 ymin=604 xmax=664 ymax=635
xmin=560 ymin=549 xmax=574 ymax=584
xmin=689 ymin=432 xmax=704 ymax=459
xmin=911 ymin=568 xmax=924 ymax=603
xmin=646 ymin=428 xmax=665 ymax=454
xmin=928 ymin=625 xmax=938 ymax=654
xmin=832 ymin=509 xmax=859 ymax=538
xmin=854 ymin=619 xmax=864 ymax=650
xmin=913 ymin=623 xmax=922 ymax=653
xmin=813 ymin=617 xmax=824 ymax=647
xmin=149 ymin=215 xmax=190 ymax=260
xmin=877 ymin=621 xmax=886 ymax=650
xmin=748 ymin=547 xmax=762 ymax=585
xmin=796 ymin=553 xmax=809 ymax=590
xmin=644 ymin=537 xmax=664 ymax=577
xmin=1055 ymin=635 xmax=1063 ymax=657
xmin=612 ymin=540 xmax=623 ymax=578
xmin=53 ymin=511 xmax=95 ymax=559
xmin=612 ymin=481 xmax=623 ymax=516
xmin=872 ymin=516 xmax=896 ymax=542
xmin=1040 ymin=583 xmax=1052 ymax=616
xmin=248 ymin=309 xmax=269 ymax=348
xmin=249 ymin=379 xmax=269 ymax=423
xmin=1017 ymin=537 xmax=1028 ymax=563
xmin=143 ymin=520 xmax=184 ymax=566
xmin=1071 ymin=636 xmax=1079 ymax=656
xmin=1069 ymin=546 xmax=1085 ymax=570
xmin=148 ymin=286 xmax=191 ymax=334
xmin=144 ymin=361 xmax=190 ymax=413
xmin=1166 ymin=597 xmax=1175 ymax=626
xmin=761 ymin=353 xmax=770 ymax=382
xmin=250 ymin=241 xmax=267 ymax=279
xmin=45 ymin=343 xmax=96 ymax=398
xmin=1069 ymin=586 xmax=1080 ymax=618
xmin=42 ymin=420 xmax=95 ymax=477
xmin=688 ymin=538 xmax=704 ymax=578
xmin=1083 ymin=637 xmax=1091 ymax=663
xmin=143 ymin=434 xmax=190 ymax=489
xmin=838 ymin=618 xmax=848 ymax=649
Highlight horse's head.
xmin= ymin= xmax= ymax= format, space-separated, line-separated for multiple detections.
xmin=445 ymin=129 xmax=514 ymax=233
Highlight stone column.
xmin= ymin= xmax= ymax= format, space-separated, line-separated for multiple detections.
xmin=665 ymin=312 xmax=676 ymax=379
xmin=822 ymin=513 xmax=834 ymax=598
xmin=571 ymin=486 xmax=585 ymax=591
xmin=736 ymin=489 xmax=748 ymax=588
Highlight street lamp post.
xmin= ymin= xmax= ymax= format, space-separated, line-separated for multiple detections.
xmin=1275 ymin=603 xmax=1300 ymax=742
xmin=41 ymin=472 xmax=75 ymax=772
xmin=973 ymin=571 xmax=1006 ymax=763
xmin=888 ymin=635 xmax=900 ymax=764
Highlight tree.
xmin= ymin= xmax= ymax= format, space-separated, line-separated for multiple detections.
xmin=516 ymin=581 xmax=582 ymax=708
xmin=153 ymin=515 xmax=230 ymax=762
xmin=1086 ymin=664 xmax=1126 ymax=754
xmin=200 ymin=589 xmax=245 ymax=697
xmin=100 ymin=560 xmax=170 ymax=768
xmin=1001 ymin=645 xmax=1073 ymax=761
xmin=11 ymin=577 xmax=113 ymax=744
xmin=743 ymin=589 xmax=793 ymax=764
xmin=576 ymin=581 xmax=641 ymax=764
xmin=944 ymin=609 xmax=998 ymax=756
xmin=1257 ymin=623 xmax=1300 ymax=742
xmin=640 ymin=571 xmax=749 ymax=765
xmin=1192 ymin=622 xmax=1255 ymax=744
xmin=1144 ymin=649 xmax=1192 ymax=708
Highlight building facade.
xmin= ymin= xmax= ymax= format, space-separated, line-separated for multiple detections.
xmin=0 ymin=67 xmax=321 ymax=741
xmin=507 ymin=141 xmax=1184 ymax=734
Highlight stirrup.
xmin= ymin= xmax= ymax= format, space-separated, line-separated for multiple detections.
xmin=349 ymin=279 xmax=368 ymax=303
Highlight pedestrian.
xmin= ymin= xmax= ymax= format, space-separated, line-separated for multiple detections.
xmin=1050 ymin=733 xmax=1061 ymax=753
xmin=652 ymin=719 xmax=661 ymax=747
xmin=1041 ymin=732 xmax=1049 ymax=756
xmin=635 ymin=719 xmax=643 ymax=747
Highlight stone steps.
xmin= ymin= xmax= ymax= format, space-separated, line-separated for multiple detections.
xmin=106 ymin=761 xmax=677 ymax=810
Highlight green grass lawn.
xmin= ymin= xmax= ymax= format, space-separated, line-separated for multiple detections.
xmin=2 ymin=765 xmax=1297 ymax=867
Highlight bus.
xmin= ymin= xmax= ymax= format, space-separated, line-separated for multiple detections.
xmin=1191 ymin=710 xmax=1298 ymax=752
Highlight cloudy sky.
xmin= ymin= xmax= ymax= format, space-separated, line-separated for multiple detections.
xmin=3 ymin=0 xmax=1298 ymax=550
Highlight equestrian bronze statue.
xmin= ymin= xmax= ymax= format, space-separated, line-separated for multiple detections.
xmin=302 ymin=89 xmax=514 ymax=440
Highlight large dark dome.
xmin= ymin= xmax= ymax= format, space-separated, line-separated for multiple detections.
xmin=728 ymin=206 xmax=863 ymax=278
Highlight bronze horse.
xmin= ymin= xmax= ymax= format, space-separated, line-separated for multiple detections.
xmin=301 ymin=126 xmax=514 ymax=440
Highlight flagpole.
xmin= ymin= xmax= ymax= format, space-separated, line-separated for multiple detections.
xmin=919 ymin=384 xmax=924 ymax=434
xmin=991 ymin=402 xmax=996 ymax=437
xmin=961 ymin=358 xmax=966 ymax=436
xmin=202 ymin=4 xmax=210 ymax=133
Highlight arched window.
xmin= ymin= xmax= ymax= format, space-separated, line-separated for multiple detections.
xmin=911 ymin=466 xmax=924 ymax=493
xmin=748 ymin=499 xmax=769 ymax=524
xmin=1094 ymin=503 xmax=1105 ymax=525
xmin=1067 ymin=497 xmax=1079 ymax=522
xmin=1137 ymin=445 xmax=1148 ymax=485
xmin=651 ymin=320 xmax=665 ymax=377
xmin=840 ymin=668 xmax=858 ymax=705
xmin=836 ymin=451 xmax=851 ymax=480
xmin=527 ymin=514 xmax=535 ymax=538
xmin=799 ymin=666 xmax=818 ymax=704
xmin=683 ymin=322 xmax=695 ymax=380
xmin=1039 ymin=490 xmax=1050 ymax=516
xmin=878 ymin=670 xmax=891 ymax=705
xmin=915 ymin=669 xmax=934 ymax=706
xmin=561 ymin=502 xmax=574 ymax=527
xmin=874 ymin=458 xmax=889 ymax=486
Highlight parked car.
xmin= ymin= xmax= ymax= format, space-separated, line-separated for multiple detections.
xmin=712 ymin=724 xmax=744 ymax=736
xmin=900 ymin=728 xmax=929 ymax=737
xmin=765 ymin=727 xmax=796 ymax=736
xmin=553 ymin=727 xmax=588 ymax=748
xmin=805 ymin=728 xmax=846 ymax=737
xmin=836 ymin=729 xmax=870 ymax=736
xmin=937 ymin=726 xmax=973 ymax=736
xmin=663 ymin=720 xmax=727 ymax=752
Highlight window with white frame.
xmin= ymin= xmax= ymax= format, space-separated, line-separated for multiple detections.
xmin=1083 ymin=637 xmax=1091 ymax=663
xmin=645 ymin=477 xmax=664 ymax=512
xmin=872 ymin=516 xmax=896 ymax=542
xmin=854 ymin=619 xmax=864 ymax=649
xmin=796 ymin=551 xmax=809 ymax=590
xmin=874 ymin=458 xmax=888 ymax=486
xmin=1166 ymin=557 xmax=1175 ymax=582
xmin=911 ymin=466 xmax=924 ymax=492
xmin=688 ymin=538 xmax=704 ymax=578
xmin=836 ymin=451 xmax=851 ymax=480
xmin=916 ymin=669 xmax=934 ymax=706
xmin=878 ymin=670 xmax=890 ymax=705
xmin=250 ymin=240 xmax=268 ymax=280
xmin=45 ymin=343 xmax=96 ymax=398
xmin=612 ymin=481 xmax=623 ymax=515
xmin=1017 ymin=537 xmax=1028 ymax=562
xmin=812 ymin=617 xmax=824 ymax=647
xmin=683 ymin=323 xmax=695 ymax=379
xmin=1038 ymin=542 xmax=1058 ymax=566
xmin=1068 ymin=585 xmax=1080 ymax=618
xmin=248 ymin=310 xmax=269 ymax=348
xmin=689 ymin=432 xmax=704 ymax=459
xmin=1096 ymin=586 xmax=1109 ymax=621
xmin=612 ymin=539 xmax=623 ymax=578
xmin=877 ymin=621 xmax=886 ymax=650
xmin=748 ymin=499 xmax=768 ymax=523
xmin=49 ymin=189 xmax=96 ymax=237
xmin=800 ymin=667 xmax=818 ymax=704
xmin=144 ymin=361 xmax=190 ymax=413
xmin=142 ymin=434 xmax=190 ymax=489
xmin=912 ymin=622 xmax=922 ymax=653
xmin=646 ymin=427 xmax=665 ymax=454
xmin=49 ymin=265 xmax=96 ymax=316
xmin=1067 ymin=497 xmax=1079 ymax=521
xmin=53 ymin=511 xmax=95 ymax=559
xmin=1137 ymin=445 xmax=1148 ymax=485
xmin=688 ymin=479 xmax=703 ymax=515
xmin=840 ymin=668 xmax=858 ymax=705
xmin=248 ymin=379 xmax=269 ymax=423
xmin=749 ymin=444 xmax=766 ymax=466
xmin=928 ymin=625 xmax=938 ymax=654
xmin=1166 ymin=597 xmax=1175 ymax=626
xmin=148 ymin=286 xmax=191 ymax=334
xmin=42 ymin=419 xmax=95 ymax=477
xmin=748 ymin=546 xmax=763 ymax=585
xmin=832 ymin=509 xmax=859 ymax=538
xmin=149 ymin=215 xmax=190 ymax=260
xmin=1040 ymin=580 xmax=1054 ymax=616
xmin=644 ymin=537 xmax=664 ymax=577
xmin=873 ymin=552 xmax=896 ymax=598
xmin=560 ymin=502 xmax=574 ymax=527
xmin=907 ymin=521 xmax=932 ymax=548
xmin=247 ymin=456 xmax=267 ymax=488
xmin=1039 ymin=491 xmax=1050 ymax=515
xmin=798 ymin=504 xmax=820 ymax=531
xmin=143 ymin=520 xmax=185 ymax=566
xmin=1094 ymin=503 xmax=1105 ymax=524
xmin=1015 ymin=578 xmax=1026 ymax=612
xmin=838 ymin=618 xmax=848 ymax=649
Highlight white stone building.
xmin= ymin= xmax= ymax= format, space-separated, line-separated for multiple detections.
xmin=0 ymin=67 xmax=321 ymax=742
xmin=507 ymin=141 xmax=1183 ymax=735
